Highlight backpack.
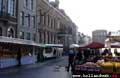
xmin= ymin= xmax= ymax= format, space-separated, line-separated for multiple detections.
xmin=69 ymin=50 xmax=75 ymax=57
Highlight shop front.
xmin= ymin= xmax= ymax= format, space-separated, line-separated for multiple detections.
xmin=0 ymin=37 xmax=39 ymax=68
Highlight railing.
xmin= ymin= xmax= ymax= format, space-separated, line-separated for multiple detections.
xmin=0 ymin=11 xmax=10 ymax=22
xmin=0 ymin=11 xmax=9 ymax=17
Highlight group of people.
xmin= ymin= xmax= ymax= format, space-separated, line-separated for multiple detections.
xmin=66 ymin=48 xmax=111 ymax=72
xmin=101 ymin=48 xmax=120 ymax=62
xmin=67 ymin=48 xmax=91 ymax=72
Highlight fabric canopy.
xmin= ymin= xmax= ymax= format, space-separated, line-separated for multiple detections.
xmin=79 ymin=42 xmax=104 ymax=49
xmin=79 ymin=42 xmax=120 ymax=49
xmin=111 ymin=42 xmax=120 ymax=48
xmin=111 ymin=45 xmax=120 ymax=48
xmin=69 ymin=44 xmax=79 ymax=48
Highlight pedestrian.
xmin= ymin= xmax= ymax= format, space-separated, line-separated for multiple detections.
xmin=75 ymin=49 xmax=84 ymax=65
xmin=67 ymin=48 xmax=75 ymax=72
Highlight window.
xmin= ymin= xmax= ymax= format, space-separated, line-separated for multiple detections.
xmin=20 ymin=11 xmax=24 ymax=26
xmin=25 ymin=0 xmax=28 ymax=7
xmin=39 ymin=32 xmax=42 ymax=43
xmin=30 ymin=0 xmax=33 ymax=10
xmin=8 ymin=0 xmax=15 ymax=16
xmin=42 ymin=15 xmax=44 ymax=25
xmin=54 ymin=19 xmax=56 ymax=29
xmin=7 ymin=28 xmax=14 ymax=38
xmin=0 ymin=0 xmax=3 ymax=11
xmin=27 ymin=33 xmax=30 ymax=40
xmin=32 ymin=16 xmax=35 ymax=28
xmin=44 ymin=15 xmax=46 ymax=25
xmin=33 ymin=33 xmax=36 ymax=41
xmin=44 ymin=32 xmax=46 ymax=43
xmin=46 ymin=15 xmax=48 ymax=26
xmin=27 ymin=14 xmax=30 ymax=27
xmin=49 ymin=17 xmax=51 ymax=27
xmin=52 ymin=19 xmax=54 ymax=29
xmin=47 ymin=32 xmax=50 ymax=43
xmin=38 ymin=10 xmax=41 ymax=25
xmin=0 ymin=27 xmax=2 ymax=36
xmin=20 ymin=32 xmax=24 ymax=39
xmin=48 ymin=15 xmax=50 ymax=26
xmin=45 ymin=47 xmax=52 ymax=53
xmin=51 ymin=19 xmax=53 ymax=28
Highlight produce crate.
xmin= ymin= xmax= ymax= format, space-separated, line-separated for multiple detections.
xmin=101 ymin=62 xmax=114 ymax=73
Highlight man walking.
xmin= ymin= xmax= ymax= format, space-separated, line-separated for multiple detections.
xmin=67 ymin=48 xmax=75 ymax=72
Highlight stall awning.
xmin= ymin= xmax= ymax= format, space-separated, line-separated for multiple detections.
xmin=79 ymin=42 xmax=104 ymax=49
xmin=111 ymin=42 xmax=120 ymax=48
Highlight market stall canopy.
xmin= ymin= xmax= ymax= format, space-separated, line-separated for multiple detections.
xmin=111 ymin=42 xmax=120 ymax=48
xmin=79 ymin=42 xmax=104 ymax=49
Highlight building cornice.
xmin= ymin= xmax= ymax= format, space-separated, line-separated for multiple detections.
xmin=38 ymin=0 xmax=70 ymax=22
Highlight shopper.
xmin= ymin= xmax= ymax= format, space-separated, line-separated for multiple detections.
xmin=67 ymin=48 xmax=75 ymax=72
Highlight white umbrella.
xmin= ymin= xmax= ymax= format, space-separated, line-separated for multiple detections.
xmin=69 ymin=44 xmax=79 ymax=48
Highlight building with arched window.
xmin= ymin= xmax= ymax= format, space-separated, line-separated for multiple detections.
xmin=0 ymin=0 xmax=17 ymax=37
xmin=0 ymin=0 xmax=78 ymax=68
xmin=0 ymin=0 xmax=38 ymax=68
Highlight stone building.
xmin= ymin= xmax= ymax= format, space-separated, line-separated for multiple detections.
xmin=0 ymin=0 xmax=17 ymax=38
xmin=0 ymin=0 xmax=78 ymax=68
xmin=36 ymin=0 xmax=78 ymax=47
xmin=0 ymin=0 xmax=38 ymax=68
xmin=17 ymin=0 xmax=37 ymax=42
xmin=92 ymin=30 xmax=107 ymax=44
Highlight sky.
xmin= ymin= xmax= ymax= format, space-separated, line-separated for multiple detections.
xmin=50 ymin=0 xmax=120 ymax=36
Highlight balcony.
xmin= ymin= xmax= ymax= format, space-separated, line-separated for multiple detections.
xmin=0 ymin=11 xmax=10 ymax=22
xmin=0 ymin=36 xmax=40 ymax=47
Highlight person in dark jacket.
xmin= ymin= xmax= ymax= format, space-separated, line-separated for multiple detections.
xmin=67 ymin=48 xmax=75 ymax=72
xmin=75 ymin=50 xmax=84 ymax=65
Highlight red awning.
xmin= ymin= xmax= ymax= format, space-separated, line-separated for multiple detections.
xmin=79 ymin=42 xmax=104 ymax=49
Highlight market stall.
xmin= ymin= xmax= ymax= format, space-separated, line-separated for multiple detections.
xmin=73 ymin=42 xmax=104 ymax=74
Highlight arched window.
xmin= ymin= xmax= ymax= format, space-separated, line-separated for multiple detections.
xmin=7 ymin=28 xmax=14 ymax=38
xmin=0 ymin=27 xmax=2 ymax=36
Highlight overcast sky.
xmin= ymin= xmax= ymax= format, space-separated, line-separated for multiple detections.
xmin=50 ymin=0 xmax=120 ymax=36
